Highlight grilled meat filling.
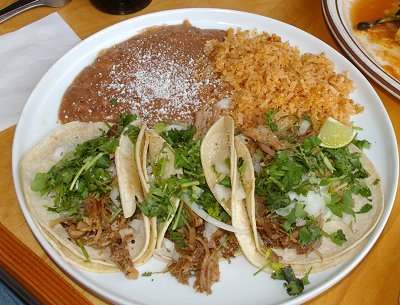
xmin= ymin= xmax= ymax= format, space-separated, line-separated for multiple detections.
xmin=255 ymin=198 xmax=322 ymax=255
xmin=60 ymin=193 xmax=139 ymax=278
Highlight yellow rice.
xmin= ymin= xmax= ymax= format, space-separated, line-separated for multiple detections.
xmin=205 ymin=28 xmax=363 ymax=131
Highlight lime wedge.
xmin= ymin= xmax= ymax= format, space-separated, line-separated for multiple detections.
xmin=318 ymin=117 xmax=356 ymax=148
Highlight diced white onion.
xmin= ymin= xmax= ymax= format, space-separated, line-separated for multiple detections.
xmin=296 ymin=218 xmax=306 ymax=227
xmin=165 ymin=124 xmax=188 ymax=131
xmin=154 ymin=239 xmax=179 ymax=261
xmin=303 ymin=192 xmax=325 ymax=218
xmin=275 ymin=202 xmax=295 ymax=217
xmin=189 ymin=202 xmax=247 ymax=234
xmin=298 ymin=119 xmax=311 ymax=135
xmin=216 ymin=97 xmax=231 ymax=109
xmin=288 ymin=191 xmax=297 ymax=201
xmin=110 ymin=187 xmax=120 ymax=207
xmin=214 ymin=184 xmax=232 ymax=203
xmin=215 ymin=161 xmax=230 ymax=175
xmin=253 ymin=162 xmax=262 ymax=174
xmin=203 ymin=222 xmax=218 ymax=241
xmin=130 ymin=219 xmax=144 ymax=233
xmin=163 ymin=238 xmax=175 ymax=252
xmin=342 ymin=212 xmax=354 ymax=225
xmin=107 ymin=163 xmax=116 ymax=177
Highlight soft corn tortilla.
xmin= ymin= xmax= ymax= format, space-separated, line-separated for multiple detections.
xmin=19 ymin=121 xmax=154 ymax=271
xmin=236 ymin=139 xmax=384 ymax=274
xmin=136 ymin=129 xmax=180 ymax=262
xmin=200 ymin=116 xmax=236 ymax=215
xmin=115 ymin=121 xmax=155 ymax=263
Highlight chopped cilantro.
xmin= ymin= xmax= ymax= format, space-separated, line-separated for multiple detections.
xmin=142 ymin=272 xmax=153 ymax=277
xmin=356 ymin=203 xmax=373 ymax=214
xmin=138 ymin=125 xmax=229 ymax=223
xmin=255 ymin=135 xmax=373 ymax=222
xmin=238 ymin=158 xmax=247 ymax=176
xmin=272 ymin=266 xmax=309 ymax=296
xmin=31 ymin=116 xmax=135 ymax=218
xmin=328 ymin=229 xmax=347 ymax=246
xmin=298 ymin=225 xmax=322 ymax=246
xmin=351 ymin=138 xmax=371 ymax=150
xmin=266 ymin=109 xmax=278 ymax=132
xmin=219 ymin=176 xmax=232 ymax=187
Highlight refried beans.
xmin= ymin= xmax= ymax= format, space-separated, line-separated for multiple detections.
xmin=59 ymin=22 xmax=226 ymax=125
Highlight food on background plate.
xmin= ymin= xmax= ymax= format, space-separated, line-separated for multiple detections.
xmin=351 ymin=0 xmax=400 ymax=80
xmin=19 ymin=115 xmax=155 ymax=278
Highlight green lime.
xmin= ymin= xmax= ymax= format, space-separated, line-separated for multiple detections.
xmin=318 ymin=117 xmax=356 ymax=148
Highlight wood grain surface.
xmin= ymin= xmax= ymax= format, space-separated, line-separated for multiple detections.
xmin=0 ymin=0 xmax=399 ymax=304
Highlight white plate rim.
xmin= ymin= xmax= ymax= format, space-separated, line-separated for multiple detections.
xmin=11 ymin=7 xmax=399 ymax=305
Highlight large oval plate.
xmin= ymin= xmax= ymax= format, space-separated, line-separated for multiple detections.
xmin=322 ymin=0 xmax=400 ymax=99
xmin=12 ymin=8 xmax=398 ymax=305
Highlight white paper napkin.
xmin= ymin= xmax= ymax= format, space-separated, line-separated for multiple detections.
xmin=0 ymin=12 xmax=81 ymax=131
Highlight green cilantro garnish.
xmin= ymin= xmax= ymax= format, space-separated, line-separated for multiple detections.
xmin=266 ymin=109 xmax=278 ymax=132
xmin=298 ymin=225 xmax=322 ymax=246
xmin=76 ymin=239 xmax=90 ymax=262
xmin=324 ymin=229 xmax=347 ymax=246
xmin=351 ymin=137 xmax=371 ymax=150
xmin=31 ymin=115 xmax=136 ymax=219
xmin=255 ymin=135 xmax=372 ymax=217
xmin=142 ymin=272 xmax=153 ymax=277
xmin=271 ymin=266 xmax=310 ymax=296
xmin=356 ymin=203 xmax=373 ymax=214
xmin=138 ymin=125 xmax=229 ymax=223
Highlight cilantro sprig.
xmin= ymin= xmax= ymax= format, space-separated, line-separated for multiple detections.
xmin=31 ymin=115 xmax=138 ymax=218
xmin=272 ymin=266 xmax=311 ymax=296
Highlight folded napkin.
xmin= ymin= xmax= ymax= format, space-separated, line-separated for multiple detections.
xmin=0 ymin=12 xmax=81 ymax=132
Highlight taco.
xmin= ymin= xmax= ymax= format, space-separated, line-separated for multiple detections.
xmin=232 ymin=125 xmax=384 ymax=274
xmin=137 ymin=122 xmax=242 ymax=294
xmin=136 ymin=128 xmax=180 ymax=262
xmin=19 ymin=116 xmax=154 ymax=278
xmin=199 ymin=116 xmax=269 ymax=268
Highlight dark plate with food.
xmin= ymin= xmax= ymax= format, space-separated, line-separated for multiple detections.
xmin=323 ymin=0 xmax=400 ymax=99
xmin=12 ymin=8 xmax=398 ymax=305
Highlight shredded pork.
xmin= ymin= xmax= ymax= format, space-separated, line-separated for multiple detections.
xmin=255 ymin=198 xmax=322 ymax=255
xmin=60 ymin=192 xmax=139 ymax=278
xmin=194 ymin=101 xmax=227 ymax=139
xmin=164 ymin=205 xmax=239 ymax=294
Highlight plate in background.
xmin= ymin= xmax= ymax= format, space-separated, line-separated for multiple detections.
xmin=322 ymin=0 xmax=400 ymax=99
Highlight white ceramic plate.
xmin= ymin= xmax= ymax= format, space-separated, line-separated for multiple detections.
xmin=322 ymin=0 xmax=400 ymax=99
xmin=12 ymin=8 xmax=398 ymax=305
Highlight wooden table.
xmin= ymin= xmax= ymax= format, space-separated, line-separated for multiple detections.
xmin=0 ymin=0 xmax=399 ymax=304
